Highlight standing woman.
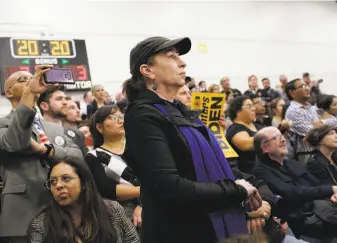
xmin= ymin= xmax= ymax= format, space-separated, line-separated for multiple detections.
xmin=123 ymin=37 xmax=261 ymax=243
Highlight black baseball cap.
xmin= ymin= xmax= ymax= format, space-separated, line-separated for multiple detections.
xmin=130 ymin=36 xmax=191 ymax=76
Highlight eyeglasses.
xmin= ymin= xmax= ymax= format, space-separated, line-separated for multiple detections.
xmin=106 ymin=114 xmax=124 ymax=122
xmin=253 ymin=100 xmax=265 ymax=105
xmin=262 ymin=134 xmax=284 ymax=144
xmin=7 ymin=76 xmax=31 ymax=90
xmin=45 ymin=175 xmax=78 ymax=190
xmin=294 ymin=84 xmax=309 ymax=90
xmin=242 ymin=104 xmax=256 ymax=110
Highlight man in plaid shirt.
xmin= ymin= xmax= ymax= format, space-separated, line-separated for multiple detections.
xmin=285 ymin=78 xmax=322 ymax=165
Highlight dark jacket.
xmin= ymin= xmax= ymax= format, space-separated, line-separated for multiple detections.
xmin=260 ymin=87 xmax=281 ymax=102
xmin=123 ymin=89 xmax=247 ymax=243
xmin=232 ymin=167 xmax=276 ymax=209
xmin=243 ymin=88 xmax=263 ymax=97
xmin=306 ymin=150 xmax=337 ymax=185
xmin=64 ymin=127 xmax=87 ymax=155
xmin=87 ymin=100 xmax=108 ymax=119
xmin=253 ymin=155 xmax=333 ymax=236
xmin=221 ymin=88 xmax=242 ymax=101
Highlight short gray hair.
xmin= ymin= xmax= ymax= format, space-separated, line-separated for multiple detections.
xmin=91 ymin=84 xmax=104 ymax=93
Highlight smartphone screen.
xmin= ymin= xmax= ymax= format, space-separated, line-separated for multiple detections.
xmin=44 ymin=68 xmax=74 ymax=84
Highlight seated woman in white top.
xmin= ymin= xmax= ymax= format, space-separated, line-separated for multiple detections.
xmin=85 ymin=105 xmax=142 ymax=228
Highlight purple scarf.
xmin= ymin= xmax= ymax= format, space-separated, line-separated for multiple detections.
xmin=154 ymin=104 xmax=248 ymax=239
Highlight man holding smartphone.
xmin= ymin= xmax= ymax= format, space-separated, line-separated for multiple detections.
xmin=0 ymin=66 xmax=83 ymax=243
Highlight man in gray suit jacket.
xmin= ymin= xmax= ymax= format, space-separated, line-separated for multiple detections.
xmin=0 ymin=66 xmax=83 ymax=243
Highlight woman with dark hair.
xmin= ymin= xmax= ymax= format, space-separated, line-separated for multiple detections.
xmin=271 ymin=98 xmax=285 ymax=127
xmin=123 ymin=36 xmax=261 ymax=243
xmin=198 ymin=80 xmax=207 ymax=92
xmin=317 ymin=94 xmax=337 ymax=126
xmin=305 ymin=125 xmax=337 ymax=185
xmin=85 ymin=105 xmax=142 ymax=227
xmin=226 ymin=96 xmax=262 ymax=173
xmin=28 ymin=157 xmax=139 ymax=243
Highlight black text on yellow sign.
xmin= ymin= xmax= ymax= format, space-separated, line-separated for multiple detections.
xmin=191 ymin=92 xmax=238 ymax=158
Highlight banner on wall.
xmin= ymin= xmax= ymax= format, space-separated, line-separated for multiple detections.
xmin=191 ymin=92 xmax=239 ymax=158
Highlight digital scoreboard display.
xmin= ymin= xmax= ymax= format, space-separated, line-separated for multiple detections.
xmin=0 ymin=38 xmax=92 ymax=94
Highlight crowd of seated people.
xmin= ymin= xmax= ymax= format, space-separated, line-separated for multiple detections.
xmin=178 ymin=70 xmax=337 ymax=242
xmin=0 ymin=36 xmax=336 ymax=243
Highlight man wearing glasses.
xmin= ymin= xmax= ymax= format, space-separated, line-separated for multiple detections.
xmin=0 ymin=66 xmax=83 ymax=243
xmin=285 ymin=79 xmax=322 ymax=165
xmin=253 ymin=126 xmax=337 ymax=242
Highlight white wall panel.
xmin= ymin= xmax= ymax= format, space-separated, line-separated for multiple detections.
xmin=0 ymin=1 xmax=337 ymax=116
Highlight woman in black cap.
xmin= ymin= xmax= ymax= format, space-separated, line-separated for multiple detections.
xmin=123 ymin=36 xmax=262 ymax=243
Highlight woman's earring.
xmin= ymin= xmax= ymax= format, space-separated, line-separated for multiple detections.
xmin=152 ymin=83 xmax=157 ymax=91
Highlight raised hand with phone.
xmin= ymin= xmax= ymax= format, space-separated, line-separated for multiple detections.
xmin=21 ymin=65 xmax=55 ymax=109
xmin=43 ymin=68 xmax=74 ymax=84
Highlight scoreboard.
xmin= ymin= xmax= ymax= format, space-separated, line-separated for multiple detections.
xmin=0 ymin=37 xmax=92 ymax=94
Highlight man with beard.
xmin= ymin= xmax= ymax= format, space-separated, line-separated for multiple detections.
xmin=63 ymin=99 xmax=88 ymax=153
xmin=37 ymin=86 xmax=87 ymax=154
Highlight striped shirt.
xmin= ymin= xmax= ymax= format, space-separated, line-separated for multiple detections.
xmin=285 ymin=101 xmax=319 ymax=153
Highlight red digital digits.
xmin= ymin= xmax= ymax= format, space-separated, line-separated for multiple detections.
xmin=77 ymin=65 xmax=88 ymax=80
xmin=33 ymin=65 xmax=59 ymax=70
xmin=3 ymin=66 xmax=31 ymax=80
xmin=63 ymin=65 xmax=88 ymax=81
xmin=19 ymin=66 xmax=30 ymax=72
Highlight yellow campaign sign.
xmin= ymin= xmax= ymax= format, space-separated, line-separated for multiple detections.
xmin=191 ymin=92 xmax=239 ymax=158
